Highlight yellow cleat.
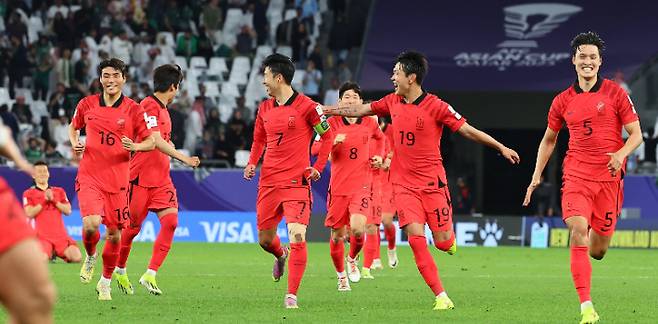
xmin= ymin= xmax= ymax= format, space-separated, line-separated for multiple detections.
xmin=80 ymin=253 xmax=97 ymax=284
xmin=114 ymin=271 xmax=134 ymax=295
xmin=139 ymin=273 xmax=163 ymax=295
xmin=361 ymin=267 xmax=374 ymax=279
xmin=432 ymin=294 xmax=455 ymax=311
xmin=580 ymin=305 xmax=600 ymax=324
xmin=446 ymin=241 xmax=457 ymax=255
xmin=96 ymin=281 xmax=112 ymax=301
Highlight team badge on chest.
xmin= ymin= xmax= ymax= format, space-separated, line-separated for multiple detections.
xmin=116 ymin=118 xmax=126 ymax=130
xmin=416 ymin=117 xmax=424 ymax=130
xmin=596 ymin=101 xmax=605 ymax=115
xmin=288 ymin=116 xmax=296 ymax=128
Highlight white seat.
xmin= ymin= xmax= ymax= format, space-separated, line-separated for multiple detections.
xmin=184 ymin=79 xmax=200 ymax=99
xmin=221 ymin=82 xmax=241 ymax=98
xmin=222 ymin=8 xmax=244 ymax=47
xmin=203 ymin=81 xmax=220 ymax=98
xmin=190 ymin=56 xmax=208 ymax=69
xmin=232 ymin=56 xmax=251 ymax=74
xmin=228 ymin=70 xmax=249 ymax=85
xmin=276 ymin=46 xmax=292 ymax=58
xmin=291 ymin=70 xmax=305 ymax=90
xmin=209 ymin=57 xmax=229 ymax=75
xmin=28 ymin=16 xmax=44 ymax=44
xmin=255 ymin=45 xmax=273 ymax=60
xmin=284 ymin=9 xmax=297 ymax=20
xmin=268 ymin=12 xmax=282 ymax=45
xmin=218 ymin=100 xmax=234 ymax=123
xmin=234 ymin=150 xmax=250 ymax=167
xmin=174 ymin=56 xmax=188 ymax=70
xmin=14 ymin=88 xmax=33 ymax=103
xmin=31 ymin=100 xmax=48 ymax=123
xmin=0 ymin=87 xmax=12 ymax=104
xmin=267 ymin=0 xmax=285 ymax=15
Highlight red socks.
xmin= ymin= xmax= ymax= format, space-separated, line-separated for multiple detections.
xmin=261 ymin=234 xmax=285 ymax=259
xmin=570 ymin=245 xmax=591 ymax=303
xmin=329 ymin=238 xmax=345 ymax=273
xmin=82 ymin=230 xmax=100 ymax=256
xmin=348 ymin=234 xmax=364 ymax=259
xmin=434 ymin=231 xmax=455 ymax=252
xmin=149 ymin=213 xmax=178 ymax=271
xmin=287 ymin=241 xmax=307 ymax=295
xmin=102 ymin=238 xmax=120 ymax=279
xmin=408 ymin=235 xmax=444 ymax=295
xmin=384 ymin=224 xmax=396 ymax=250
xmin=118 ymin=226 xmax=140 ymax=268
xmin=363 ymin=233 xmax=379 ymax=268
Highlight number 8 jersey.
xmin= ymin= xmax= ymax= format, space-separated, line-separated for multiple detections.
xmin=72 ymin=94 xmax=153 ymax=193
xmin=370 ymin=92 xmax=466 ymax=190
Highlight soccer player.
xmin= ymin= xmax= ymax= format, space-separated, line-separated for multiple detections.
xmin=378 ymin=118 xmax=398 ymax=269
xmin=323 ymin=51 xmax=520 ymax=310
xmin=114 ymin=64 xmax=200 ymax=296
xmin=69 ymin=58 xmax=156 ymax=300
xmin=361 ymin=114 xmax=386 ymax=279
xmin=0 ymin=123 xmax=55 ymax=324
xmin=23 ymin=161 xmax=81 ymax=263
xmin=314 ymin=82 xmax=384 ymax=290
xmin=244 ymin=53 xmax=331 ymax=308
xmin=523 ymin=32 xmax=642 ymax=324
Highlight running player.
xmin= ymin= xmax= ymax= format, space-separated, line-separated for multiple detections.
xmin=23 ymin=161 xmax=81 ymax=263
xmin=361 ymin=114 xmax=385 ymax=279
xmin=114 ymin=64 xmax=200 ymax=296
xmin=323 ymin=50 xmax=520 ymax=310
xmin=523 ymin=32 xmax=642 ymax=324
xmin=69 ymin=58 xmax=156 ymax=300
xmin=314 ymin=82 xmax=384 ymax=290
xmin=379 ymin=118 xmax=398 ymax=268
xmin=244 ymin=53 xmax=331 ymax=308
xmin=0 ymin=123 xmax=55 ymax=323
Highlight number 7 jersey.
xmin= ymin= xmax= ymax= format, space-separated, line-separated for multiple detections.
xmin=370 ymin=92 xmax=466 ymax=190
xmin=72 ymin=94 xmax=153 ymax=193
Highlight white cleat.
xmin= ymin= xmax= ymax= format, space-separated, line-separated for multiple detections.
xmin=80 ymin=253 xmax=97 ymax=283
xmin=347 ymin=256 xmax=361 ymax=283
xmin=96 ymin=280 xmax=112 ymax=301
xmin=387 ymin=248 xmax=398 ymax=268
xmin=284 ymin=294 xmax=299 ymax=309
xmin=372 ymin=258 xmax=384 ymax=270
xmin=337 ymin=276 xmax=351 ymax=291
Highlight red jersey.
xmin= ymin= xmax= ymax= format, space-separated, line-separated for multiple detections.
xmin=370 ymin=92 xmax=466 ymax=190
xmin=548 ymin=78 xmax=639 ymax=182
xmin=72 ymin=94 xmax=153 ymax=193
xmin=368 ymin=118 xmax=386 ymax=184
xmin=317 ymin=116 xmax=384 ymax=195
xmin=376 ymin=123 xmax=395 ymax=184
xmin=249 ymin=91 xmax=331 ymax=187
xmin=22 ymin=186 xmax=69 ymax=240
xmin=130 ymin=95 xmax=172 ymax=187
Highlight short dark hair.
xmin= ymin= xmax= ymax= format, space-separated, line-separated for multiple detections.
xmin=262 ymin=53 xmax=295 ymax=85
xmin=396 ymin=51 xmax=428 ymax=85
xmin=153 ymin=64 xmax=184 ymax=93
xmin=97 ymin=58 xmax=128 ymax=78
xmin=338 ymin=81 xmax=362 ymax=99
xmin=34 ymin=160 xmax=48 ymax=167
xmin=570 ymin=31 xmax=605 ymax=57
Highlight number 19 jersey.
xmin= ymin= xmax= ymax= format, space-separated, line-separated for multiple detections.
xmin=370 ymin=92 xmax=466 ymax=190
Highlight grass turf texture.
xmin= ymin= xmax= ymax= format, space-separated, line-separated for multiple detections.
xmin=2 ymin=243 xmax=657 ymax=323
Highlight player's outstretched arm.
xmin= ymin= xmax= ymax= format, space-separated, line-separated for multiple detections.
xmin=457 ymin=122 xmax=520 ymax=164
xmin=523 ymin=127 xmax=559 ymax=206
xmin=1 ymin=125 xmax=34 ymax=176
xmin=151 ymin=131 xmax=200 ymax=167
xmin=322 ymin=103 xmax=374 ymax=117
xmin=606 ymin=120 xmax=643 ymax=177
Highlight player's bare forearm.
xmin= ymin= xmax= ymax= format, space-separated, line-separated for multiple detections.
xmin=55 ymin=202 xmax=72 ymax=215
xmin=24 ymin=205 xmax=42 ymax=218
xmin=68 ymin=123 xmax=79 ymax=146
xmin=323 ymin=104 xmax=373 ymax=117
xmin=458 ymin=123 xmax=505 ymax=151
xmin=532 ymin=129 xmax=558 ymax=179
xmin=154 ymin=132 xmax=187 ymax=162
xmin=617 ymin=121 xmax=643 ymax=159
xmin=1 ymin=126 xmax=33 ymax=175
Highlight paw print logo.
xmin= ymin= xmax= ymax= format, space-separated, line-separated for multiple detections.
xmin=479 ymin=221 xmax=503 ymax=247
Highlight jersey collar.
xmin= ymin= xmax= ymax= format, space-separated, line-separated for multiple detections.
xmin=150 ymin=94 xmax=167 ymax=109
xmin=573 ymin=76 xmax=603 ymax=94
xmin=341 ymin=116 xmax=362 ymax=125
xmin=99 ymin=93 xmax=124 ymax=108
xmin=33 ymin=184 xmax=50 ymax=191
xmin=402 ymin=91 xmax=428 ymax=105
xmin=274 ymin=90 xmax=298 ymax=107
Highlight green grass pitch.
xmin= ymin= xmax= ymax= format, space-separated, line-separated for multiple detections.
xmin=2 ymin=243 xmax=657 ymax=323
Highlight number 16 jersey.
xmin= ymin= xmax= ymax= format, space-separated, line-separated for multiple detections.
xmin=72 ymin=94 xmax=153 ymax=193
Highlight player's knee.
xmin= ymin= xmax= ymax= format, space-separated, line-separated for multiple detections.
xmin=258 ymin=233 xmax=274 ymax=247
xmin=350 ymin=227 xmax=364 ymax=238
xmin=590 ymin=248 xmax=607 ymax=260
xmin=288 ymin=225 xmax=306 ymax=242
xmin=17 ymin=280 xmax=56 ymax=318
xmin=569 ymin=228 xmax=589 ymax=246
xmin=67 ymin=248 xmax=82 ymax=263
xmin=161 ymin=214 xmax=178 ymax=232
